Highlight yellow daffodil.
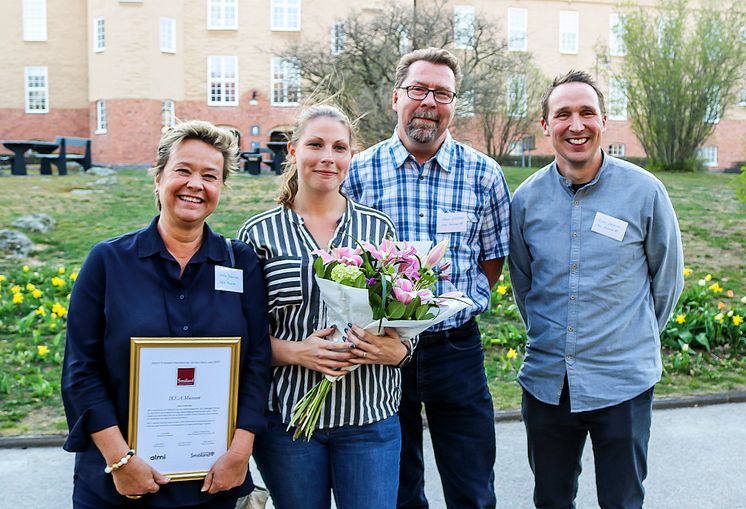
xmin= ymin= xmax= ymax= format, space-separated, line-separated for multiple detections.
xmin=51 ymin=303 xmax=68 ymax=317
xmin=11 ymin=285 xmax=22 ymax=294
xmin=733 ymin=315 xmax=744 ymax=326
xmin=704 ymin=274 xmax=712 ymax=281
xmin=70 ymin=271 xmax=78 ymax=282
xmin=51 ymin=276 xmax=65 ymax=287
xmin=709 ymin=283 xmax=723 ymax=293
xmin=497 ymin=285 xmax=508 ymax=295
xmin=37 ymin=345 xmax=49 ymax=356
xmin=22 ymin=265 xmax=29 ymax=273
xmin=0 ymin=275 xmax=6 ymax=282
xmin=51 ymin=312 xmax=57 ymax=319
xmin=58 ymin=267 xmax=66 ymax=274
xmin=26 ymin=283 xmax=36 ymax=291
xmin=676 ymin=314 xmax=686 ymax=324
xmin=12 ymin=293 xmax=23 ymax=304
xmin=507 ymin=348 xmax=518 ymax=360
xmin=35 ymin=306 xmax=46 ymax=316
xmin=32 ymin=289 xmax=42 ymax=298
xmin=681 ymin=344 xmax=689 ymax=353
xmin=714 ymin=313 xmax=724 ymax=323
xmin=683 ymin=267 xmax=692 ymax=278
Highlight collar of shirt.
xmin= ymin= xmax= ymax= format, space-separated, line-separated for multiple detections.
xmin=553 ymin=150 xmax=609 ymax=195
xmin=135 ymin=216 xmax=228 ymax=265
xmin=388 ymin=130 xmax=456 ymax=172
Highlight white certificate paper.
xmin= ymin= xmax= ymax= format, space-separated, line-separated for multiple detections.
xmin=128 ymin=338 xmax=240 ymax=481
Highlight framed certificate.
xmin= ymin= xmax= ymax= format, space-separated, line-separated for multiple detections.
xmin=128 ymin=337 xmax=240 ymax=481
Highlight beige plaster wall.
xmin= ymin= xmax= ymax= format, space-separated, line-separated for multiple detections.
xmin=0 ymin=0 xmax=88 ymax=108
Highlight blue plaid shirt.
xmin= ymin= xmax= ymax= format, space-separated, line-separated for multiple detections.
xmin=344 ymin=131 xmax=510 ymax=332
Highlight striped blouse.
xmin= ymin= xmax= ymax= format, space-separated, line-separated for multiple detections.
xmin=236 ymin=199 xmax=401 ymax=429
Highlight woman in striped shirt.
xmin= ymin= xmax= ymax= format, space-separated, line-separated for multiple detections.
xmin=237 ymin=104 xmax=412 ymax=509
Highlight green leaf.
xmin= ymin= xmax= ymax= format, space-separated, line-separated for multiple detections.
xmin=415 ymin=305 xmax=433 ymax=320
xmin=694 ymin=332 xmax=710 ymax=352
xmin=313 ymin=256 xmax=325 ymax=277
xmin=403 ymin=296 xmax=421 ymax=320
xmin=678 ymin=330 xmax=693 ymax=342
xmin=353 ymin=273 xmax=366 ymax=289
xmin=387 ymin=300 xmax=406 ymax=319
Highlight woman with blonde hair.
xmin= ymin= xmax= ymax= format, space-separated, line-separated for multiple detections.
xmin=237 ymin=104 xmax=412 ymax=509
xmin=62 ymin=120 xmax=271 ymax=508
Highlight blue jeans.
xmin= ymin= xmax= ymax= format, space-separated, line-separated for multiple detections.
xmin=522 ymin=382 xmax=653 ymax=509
xmin=397 ymin=319 xmax=497 ymax=509
xmin=253 ymin=413 xmax=401 ymax=509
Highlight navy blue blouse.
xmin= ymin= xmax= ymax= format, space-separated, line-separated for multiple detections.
xmin=61 ymin=217 xmax=271 ymax=507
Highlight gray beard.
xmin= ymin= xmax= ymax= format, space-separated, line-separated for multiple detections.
xmin=406 ymin=118 xmax=438 ymax=144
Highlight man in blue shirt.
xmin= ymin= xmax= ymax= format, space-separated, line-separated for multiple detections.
xmin=344 ymin=47 xmax=510 ymax=509
xmin=509 ymin=70 xmax=684 ymax=508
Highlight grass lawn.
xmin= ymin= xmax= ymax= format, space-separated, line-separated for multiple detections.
xmin=0 ymin=165 xmax=743 ymax=433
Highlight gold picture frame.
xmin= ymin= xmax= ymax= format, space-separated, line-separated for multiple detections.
xmin=128 ymin=337 xmax=240 ymax=481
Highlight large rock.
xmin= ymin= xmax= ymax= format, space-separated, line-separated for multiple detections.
xmin=12 ymin=213 xmax=56 ymax=233
xmin=86 ymin=166 xmax=117 ymax=176
xmin=95 ymin=176 xmax=118 ymax=185
xmin=0 ymin=229 xmax=33 ymax=258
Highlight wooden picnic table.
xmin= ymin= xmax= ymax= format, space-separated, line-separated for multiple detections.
xmin=0 ymin=140 xmax=59 ymax=175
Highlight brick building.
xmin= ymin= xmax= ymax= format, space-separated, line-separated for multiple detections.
xmin=1 ymin=0 xmax=744 ymax=169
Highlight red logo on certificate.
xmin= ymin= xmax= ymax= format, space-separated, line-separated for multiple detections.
xmin=177 ymin=367 xmax=195 ymax=386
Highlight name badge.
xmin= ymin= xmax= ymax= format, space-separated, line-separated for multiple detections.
xmin=215 ymin=266 xmax=243 ymax=293
xmin=436 ymin=210 xmax=468 ymax=234
xmin=405 ymin=240 xmax=433 ymax=256
xmin=591 ymin=212 xmax=628 ymax=242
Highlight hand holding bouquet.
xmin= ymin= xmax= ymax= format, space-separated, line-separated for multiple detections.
xmin=288 ymin=239 xmax=473 ymax=440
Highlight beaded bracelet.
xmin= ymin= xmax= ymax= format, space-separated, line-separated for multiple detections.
xmin=104 ymin=449 xmax=135 ymax=474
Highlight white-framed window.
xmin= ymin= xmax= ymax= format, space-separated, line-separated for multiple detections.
xmin=608 ymin=143 xmax=625 ymax=156
xmin=454 ymin=5 xmax=475 ymax=49
xmin=608 ymin=78 xmax=627 ymax=120
xmin=208 ymin=0 xmax=238 ymax=30
xmin=399 ymin=27 xmax=410 ymax=55
xmin=455 ymin=89 xmax=475 ymax=117
xmin=23 ymin=0 xmax=47 ymax=41
xmin=271 ymin=0 xmax=300 ymax=31
xmin=330 ymin=21 xmax=345 ymax=55
xmin=271 ymin=57 xmax=300 ymax=106
xmin=93 ymin=17 xmax=105 ymax=52
xmin=739 ymin=88 xmax=746 ymax=106
xmin=559 ymin=11 xmax=578 ymax=54
xmin=609 ymin=13 xmax=625 ymax=57
xmin=162 ymin=100 xmax=175 ymax=130
xmin=207 ymin=56 xmax=238 ymax=106
xmin=508 ymin=8 xmax=527 ymax=52
xmin=95 ymin=100 xmax=107 ymax=133
xmin=704 ymin=91 xmax=721 ymax=124
xmin=24 ymin=66 xmax=48 ymax=113
xmin=697 ymin=146 xmax=718 ymax=167
xmin=160 ymin=17 xmax=176 ymax=53
xmin=507 ymin=74 xmax=528 ymax=117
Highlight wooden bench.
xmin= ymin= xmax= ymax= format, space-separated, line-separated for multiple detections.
xmin=37 ymin=136 xmax=92 ymax=175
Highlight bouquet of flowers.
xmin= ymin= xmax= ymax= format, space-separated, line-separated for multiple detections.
xmin=288 ymin=239 xmax=473 ymax=440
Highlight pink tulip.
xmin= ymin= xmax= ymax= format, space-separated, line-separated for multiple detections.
xmin=333 ymin=246 xmax=363 ymax=266
xmin=312 ymin=249 xmax=336 ymax=265
xmin=423 ymin=240 xmax=448 ymax=269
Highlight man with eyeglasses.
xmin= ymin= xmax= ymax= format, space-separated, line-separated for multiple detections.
xmin=344 ymin=47 xmax=510 ymax=509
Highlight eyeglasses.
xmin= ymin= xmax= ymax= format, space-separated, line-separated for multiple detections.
xmin=398 ymin=86 xmax=457 ymax=104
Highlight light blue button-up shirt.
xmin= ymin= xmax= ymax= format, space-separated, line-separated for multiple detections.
xmin=509 ymin=154 xmax=684 ymax=412
xmin=344 ymin=131 xmax=511 ymax=331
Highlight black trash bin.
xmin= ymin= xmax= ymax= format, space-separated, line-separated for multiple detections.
xmin=241 ymin=152 xmax=262 ymax=175
xmin=266 ymin=141 xmax=288 ymax=175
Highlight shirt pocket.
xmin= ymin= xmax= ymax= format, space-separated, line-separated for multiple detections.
xmin=436 ymin=211 xmax=480 ymax=252
xmin=263 ymin=256 xmax=305 ymax=309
